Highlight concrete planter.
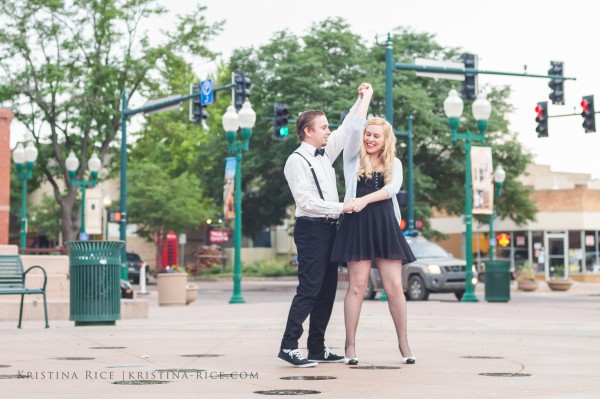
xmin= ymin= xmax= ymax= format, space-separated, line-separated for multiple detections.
xmin=547 ymin=279 xmax=573 ymax=291
xmin=517 ymin=279 xmax=539 ymax=292
xmin=156 ymin=273 xmax=187 ymax=306
xmin=185 ymin=283 xmax=198 ymax=305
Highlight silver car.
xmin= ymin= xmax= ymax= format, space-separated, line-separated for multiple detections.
xmin=361 ymin=236 xmax=472 ymax=301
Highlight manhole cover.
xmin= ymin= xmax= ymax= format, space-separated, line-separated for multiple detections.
xmin=155 ymin=369 xmax=206 ymax=373
xmin=0 ymin=374 xmax=29 ymax=379
xmin=90 ymin=347 xmax=126 ymax=350
xmin=180 ymin=354 xmax=223 ymax=358
xmin=351 ymin=366 xmax=401 ymax=370
xmin=462 ymin=356 xmax=504 ymax=359
xmin=281 ymin=376 xmax=336 ymax=380
xmin=479 ymin=373 xmax=532 ymax=377
xmin=53 ymin=357 xmax=95 ymax=360
xmin=112 ymin=380 xmax=171 ymax=385
xmin=254 ymin=390 xmax=321 ymax=395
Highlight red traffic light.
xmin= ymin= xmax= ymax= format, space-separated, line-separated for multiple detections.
xmin=581 ymin=98 xmax=589 ymax=113
xmin=400 ymin=219 xmax=406 ymax=230
xmin=108 ymin=211 xmax=122 ymax=223
xmin=415 ymin=220 xmax=424 ymax=229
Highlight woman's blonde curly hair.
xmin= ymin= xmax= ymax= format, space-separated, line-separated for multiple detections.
xmin=357 ymin=117 xmax=396 ymax=185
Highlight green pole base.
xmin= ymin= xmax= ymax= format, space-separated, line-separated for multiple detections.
xmin=379 ymin=290 xmax=388 ymax=301
xmin=461 ymin=292 xmax=479 ymax=302
xmin=229 ymin=295 xmax=246 ymax=304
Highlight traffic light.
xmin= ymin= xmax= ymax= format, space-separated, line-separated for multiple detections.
xmin=581 ymin=95 xmax=596 ymax=133
xmin=535 ymin=101 xmax=548 ymax=138
xmin=548 ymin=61 xmax=564 ymax=105
xmin=190 ymin=83 xmax=208 ymax=124
xmin=234 ymin=72 xmax=251 ymax=110
xmin=461 ymin=53 xmax=478 ymax=101
xmin=108 ymin=211 xmax=122 ymax=223
xmin=273 ymin=103 xmax=289 ymax=139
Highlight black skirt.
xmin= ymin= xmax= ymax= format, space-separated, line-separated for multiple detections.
xmin=330 ymin=173 xmax=416 ymax=264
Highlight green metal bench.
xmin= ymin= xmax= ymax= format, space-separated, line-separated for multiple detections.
xmin=0 ymin=255 xmax=49 ymax=328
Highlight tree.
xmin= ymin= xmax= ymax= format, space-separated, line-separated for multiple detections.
xmin=0 ymin=0 xmax=223 ymax=243
xmin=127 ymin=162 xmax=212 ymax=268
xmin=219 ymin=21 xmax=535 ymax=237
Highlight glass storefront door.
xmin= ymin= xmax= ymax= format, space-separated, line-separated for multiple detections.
xmin=545 ymin=233 xmax=568 ymax=279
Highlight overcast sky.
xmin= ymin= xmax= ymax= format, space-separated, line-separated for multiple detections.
xmin=10 ymin=0 xmax=600 ymax=179
xmin=170 ymin=0 xmax=599 ymax=179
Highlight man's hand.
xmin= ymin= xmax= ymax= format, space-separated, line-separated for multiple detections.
xmin=342 ymin=198 xmax=355 ymax=213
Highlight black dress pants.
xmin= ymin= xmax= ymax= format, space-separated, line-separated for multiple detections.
xmin=280 ymin=217 xmax=338 ymax=353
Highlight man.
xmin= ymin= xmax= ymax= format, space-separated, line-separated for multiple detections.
xmin=278 ymin=83 xmax=373 ymax=367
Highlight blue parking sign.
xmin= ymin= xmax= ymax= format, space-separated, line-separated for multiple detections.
xmin=79 ymin=232 xmax=89 ymax=241
xmin=200 ymin=79 xmax=213 ymax=105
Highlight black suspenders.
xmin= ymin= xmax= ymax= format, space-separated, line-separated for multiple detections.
xmin=294 ymin=151 xmax=325 ymax=200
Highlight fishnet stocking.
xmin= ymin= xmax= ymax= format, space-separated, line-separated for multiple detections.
xmin=344 ymin=260 xmax=372 ymax=359
xmin=376 ymin=258 xmax=413 ymax=358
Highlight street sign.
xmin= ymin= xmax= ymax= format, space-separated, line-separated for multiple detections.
xmin=179 ymin=233 xmax=187 ymax=245
xmin=79 ymin=232 xmax=89 ymax=241
xmin=201 ymin=79 xmax=213 ymax=105
xmin=209 ymin=229 xmax=229 ymax=243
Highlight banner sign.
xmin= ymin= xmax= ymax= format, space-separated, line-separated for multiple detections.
xmin=224 ymin=157 xmax=236 ymax=220
xmin=471 ymin=146 xmax=493 ymax=215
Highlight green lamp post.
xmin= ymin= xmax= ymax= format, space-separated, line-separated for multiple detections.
xmin=222 ymin=99 xmax=256 ymax=304
xmin=443 ymin=87 xmax=492 ymax=303
xmin=66 ymin=151 xmax=101 ymax=239
xmin=12 ymin=142 xmax=38 ymax=249
xmin=103 ymin=194 xmax=112 ymax=240
xmin=489 ymin=165 xmax=506 ymax=261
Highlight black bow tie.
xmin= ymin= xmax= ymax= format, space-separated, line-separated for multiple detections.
xmin=315 ymin=148 xmax=325 ymax=156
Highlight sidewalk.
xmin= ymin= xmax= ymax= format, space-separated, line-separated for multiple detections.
xmin=1 ymin=279 xmax=600 ymax=398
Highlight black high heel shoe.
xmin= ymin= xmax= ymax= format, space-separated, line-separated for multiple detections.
xmin=344 ymin=357 xmax=359 ymax=365
xmin=401 ymin=356 xmax=416 ymax=364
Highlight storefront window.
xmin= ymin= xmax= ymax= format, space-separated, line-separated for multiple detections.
xmin=588 ymin=231 xmax=600 ymax=273
xmin=513 ymin=233 xmax=529 ymax=269
xmin=568 ymin=230 xmax=582 ymax=273
xmin=531 ymin=231 xmax=544 ymax=275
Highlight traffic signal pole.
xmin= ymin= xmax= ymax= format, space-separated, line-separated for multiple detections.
xmin=119 ymin=82 xmax=233 ymax=277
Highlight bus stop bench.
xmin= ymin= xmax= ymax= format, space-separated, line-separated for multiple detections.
xmin=0 ymin=255 xmax=49 ymax=328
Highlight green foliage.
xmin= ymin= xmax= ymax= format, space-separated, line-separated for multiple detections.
xmin=29 ymin=194 xmax=62 ymax=242
xmin=206 ymin=20 xmax=537 ymax=238
xmin=193 ymin=258 xmax=297 ymax=278
xmin=243 ymin=258 xmax=298 ymax=277
xmin=0 ymin=0 xmax=222 ymax=242
xmin=126 ymin=162 xmax=213 ymax=254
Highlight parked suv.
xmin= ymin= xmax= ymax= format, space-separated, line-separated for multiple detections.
xmin=127 ymin=252 xmax=148 ymax=285
xmin=362 ymin=235 xmax=471 ymax=301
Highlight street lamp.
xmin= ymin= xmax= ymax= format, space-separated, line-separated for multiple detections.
xmin=103 ymin=194 xmax=112 ymax=240
xmin=12 ymin=142 xmax=38 ymax=249
xmin=66 ymin=151 xmax=102 ymax=239
xmin=444 ymin=87 xmax=492 ymax=303
xmin=222 ymin=99 xmax=256 ymax=304
xmin=489 ymin=164 xmax=506 ymax=261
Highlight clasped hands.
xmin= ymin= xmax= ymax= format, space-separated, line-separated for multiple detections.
xmin=342 ymin=197 xmax=367 ymax=213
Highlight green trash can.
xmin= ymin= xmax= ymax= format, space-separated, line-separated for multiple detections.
xmin=483 ymin=260 xmax=511 ymax=302
xmin=66 ymin=240 xmax=124 ymax=326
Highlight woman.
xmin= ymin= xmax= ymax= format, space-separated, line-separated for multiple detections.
xmin=331 ymin=116 xmax=417 ymax=365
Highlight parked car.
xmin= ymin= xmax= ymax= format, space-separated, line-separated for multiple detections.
xmin=127 ymin=252 xmax=148 ymax=285
xmin=359 ymin=235 xmax=471 ymax=301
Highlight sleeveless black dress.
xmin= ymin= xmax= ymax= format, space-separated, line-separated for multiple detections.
xmin=330 ymin=172 xmax=416 ymax=264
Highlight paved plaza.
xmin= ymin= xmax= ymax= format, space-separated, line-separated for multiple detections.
xmin=2 ymin=278 xmax=600 ymax=398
